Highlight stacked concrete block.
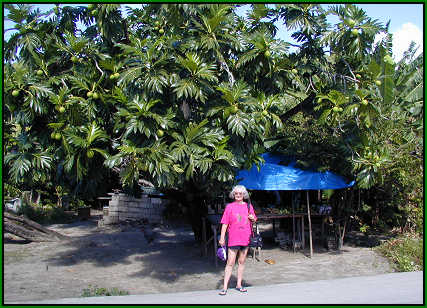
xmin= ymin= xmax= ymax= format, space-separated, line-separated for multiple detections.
xmin=100 ymin=193 xmax=167 ymax=225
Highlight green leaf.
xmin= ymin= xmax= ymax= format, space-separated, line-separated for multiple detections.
xmin=318 ymin=108 xmax=332 ymax=124
xmin=356 ymin=167 xmax=375 ymax=189
xmin=173 ymin=164 xmax=184 ymax=173
xmin=104 ymin=154 xmax=123 ymax=168
xmin=32 ymin=153 xmax=52 ymax=170
xmin=227 ymin=115 xmax=250 ymax=137
xmin=264 ymin=139 xmax=280 ymax=149
xmin=367 ymin=60 xmax=381 ymax=79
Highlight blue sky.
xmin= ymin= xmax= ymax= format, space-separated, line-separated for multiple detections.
xmin=239 ymin=3 xmax=424 ymax=61
xmin=4 ymin=3 xmax=423 ymax=61
xmin=355 ymin=4 xmax=423 ymax=60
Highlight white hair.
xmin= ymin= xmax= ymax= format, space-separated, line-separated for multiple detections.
xmin=229 ymin=185 xmax=249 ymax=200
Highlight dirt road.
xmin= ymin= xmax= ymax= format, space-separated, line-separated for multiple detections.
xmin=4 ymin=214 xmax=393 ymax=303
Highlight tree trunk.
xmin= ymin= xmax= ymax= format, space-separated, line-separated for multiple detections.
xmin=22 ymin=191 xmax=31 ymax=205
xmin=35 ymin=192 xmax=41 ymax=205
xmin=336 ymin=188 xmax=354 ymax=250
xmin=4 ymin=211 xmax=68 ymax=242
xmin=188 ymin=201 xmax=205 ymax=243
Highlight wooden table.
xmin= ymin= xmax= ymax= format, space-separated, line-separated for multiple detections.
xmin=256 ymin=213 xmax=306 ymax=249
xmin=201 ymin=217 xmax=222 ymax=267
xmin=258 ymin=213 xmax=329 ymax=249
xmin=305 ymin=213 xmax=329 ymax=241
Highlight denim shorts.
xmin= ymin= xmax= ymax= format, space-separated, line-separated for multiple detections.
xmin=228 ymin=245 xmax=248 ymax=251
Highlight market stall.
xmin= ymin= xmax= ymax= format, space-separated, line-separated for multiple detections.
xmin=236 ymin=153 xmax=355 ymax=257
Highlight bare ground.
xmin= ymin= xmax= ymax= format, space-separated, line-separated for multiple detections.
xmin=3 ymin=211 xmax=394 ymax=303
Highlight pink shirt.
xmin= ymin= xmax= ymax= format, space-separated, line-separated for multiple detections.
xmin=220 ymin=201 xmax=257 ymax=247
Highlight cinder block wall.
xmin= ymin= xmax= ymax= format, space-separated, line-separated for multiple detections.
xmin=101 ymin=193 xmax=166 ymax=225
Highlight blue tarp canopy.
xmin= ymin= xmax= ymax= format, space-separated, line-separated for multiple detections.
xmin=236 ymin=153 xmax=355 ymax=191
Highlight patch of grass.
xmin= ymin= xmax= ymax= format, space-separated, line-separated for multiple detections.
xmin=81 ymin=285 xmax=129 ymax=297
xmin=375 ymin=233 xmax=423 ymax=272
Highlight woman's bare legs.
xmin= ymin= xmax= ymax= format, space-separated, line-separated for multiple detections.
xmin=236 ymin=247 xmax=249 ymax=288
xmin=223 ymin=248 xmax=237 ymax=290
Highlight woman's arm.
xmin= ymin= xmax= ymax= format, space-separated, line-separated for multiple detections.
xmin=249 ymin=204 xmax=257 ymax=222
xmin=219 ymin=224 xmax=228 ymax=246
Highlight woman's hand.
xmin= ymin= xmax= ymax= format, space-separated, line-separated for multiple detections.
xmin=248 ymin=214 xmax=255 ymax=222
xmin=219 ymin=238 xmax=225 ymax=247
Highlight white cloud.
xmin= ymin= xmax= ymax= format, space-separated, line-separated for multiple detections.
xmin=392 ymin=23 xmax=423 ymax=61
xmin=373 ymin=32 xmax=388 ymax=46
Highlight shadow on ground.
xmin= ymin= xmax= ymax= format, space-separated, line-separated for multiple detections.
xmin=45 ymin=221 xmax=225 ymax=284
xmin=45 ymin=218 xmax=388 ymax=282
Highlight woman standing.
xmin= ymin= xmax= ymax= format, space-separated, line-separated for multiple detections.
xmin=218 ymin=185 xmax=257 ymax=295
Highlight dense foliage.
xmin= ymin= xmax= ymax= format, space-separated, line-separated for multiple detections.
xmin=3 ymin=4 xmax=423 ymax=235
xmin=376 ymin=233 xmax=423 ymax=272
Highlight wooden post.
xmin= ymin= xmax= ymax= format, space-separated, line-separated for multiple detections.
xmin=212 ymin=225 xmax=218 ymax=268
xmin=321 ymin=218 xmax=325 ymax=243
xmin=307 ymin=191 xmax=313 ymax=258
xmin=272 ymin=219 xmax=276 ymax=237
xmin=201 ymin=217 xmax=207 ymax=257
xmin=292 ymin=192 xmax=296 ymax=253
xmin=301 ymin=215 xmax=305 ymax=249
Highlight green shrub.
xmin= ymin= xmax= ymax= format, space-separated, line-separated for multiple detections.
xmin=45 ymin=206 xmax=75 ymax=224
xmin=375 ymin=233 xmax=423 ymax=272
xmin=17 ymin=203 xmax=45 ymax=223
xmin=4 ymin=183 xmax=22 ymax=198
xmin=69 ymin=199 xmax=88 ymax=211
xmin=81 ymin=285 xmax=129 ymax=297
xmin=17 ymin=203 xmax=75 ymax=224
